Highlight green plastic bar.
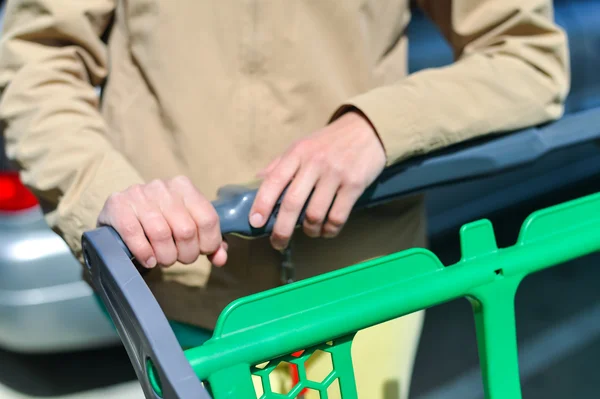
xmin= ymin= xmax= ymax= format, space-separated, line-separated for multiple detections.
xmin=469 ymin=279 xmax=522 ymax=398
xmin=181 ymin=192 xmax=600 ymax=398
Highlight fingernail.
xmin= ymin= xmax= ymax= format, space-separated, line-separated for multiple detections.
xmin=146 ymin=256 xmax=157 ymax=268
xmin=250 ymin=213 xmax=263 ymax=227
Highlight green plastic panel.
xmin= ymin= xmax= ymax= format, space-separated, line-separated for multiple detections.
xmin=170 ymin=192 xmax=600 ymax=398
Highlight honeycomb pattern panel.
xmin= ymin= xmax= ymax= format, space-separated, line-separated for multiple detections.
xmin=250 ymin=336 xmax=356 ymax=399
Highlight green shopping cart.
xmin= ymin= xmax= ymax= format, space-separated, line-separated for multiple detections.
xmin=83 ymin=107 xmax=600 ymax=399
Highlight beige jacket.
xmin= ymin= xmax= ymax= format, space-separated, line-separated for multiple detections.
xmin=0 ymin=0 xmax=568 ymax=329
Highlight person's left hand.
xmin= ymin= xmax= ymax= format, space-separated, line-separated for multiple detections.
xmin=249 ymin=111 xmax=387 ymax=251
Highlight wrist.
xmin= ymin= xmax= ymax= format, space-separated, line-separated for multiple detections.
xmin=338 ymin=109 xmax=385 ymax=152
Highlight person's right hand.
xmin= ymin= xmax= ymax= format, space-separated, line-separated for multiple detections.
xmin=97 ymin=176 xmax=227 ymax=268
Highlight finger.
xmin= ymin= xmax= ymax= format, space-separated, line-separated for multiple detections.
xmin=302 ymin=175 xmax=341 ymax=238
xmin=160 ymin=198 xmax=200 ymax=265
xmin=131 ymin=183 xmax=178 ymax=266
xmin=271 ymin=164 xmax=320 ymax=250
xmin=250 ymin=155 xmax=300 ymax=228
xmin=170 ymin=176 xmax=222 ymax=255
xmin=207 ymin=242 xmax=228 ymax=267
xmin=322 ymin=184 xmax=362 ymax=238
xmin=100 ymin=195 xmax=156 ymax=268
xmin=257 ymin=156 xmax=281 ymax=178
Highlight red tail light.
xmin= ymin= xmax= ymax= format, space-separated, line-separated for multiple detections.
xmin=0 ymin=172 xmax=39 ymax=212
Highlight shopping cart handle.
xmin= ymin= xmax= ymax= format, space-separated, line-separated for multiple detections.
xmin=82 ymin=107 xmax=600 ymax=399
xmin=82 ymin=228 xmax=209 ymax=399
xmin=216 ymin=107 xmax=600 ymax=238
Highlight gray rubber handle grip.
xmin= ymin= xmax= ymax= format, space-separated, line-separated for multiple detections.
xmin=83 ymin=107 xmax=600 ymax=399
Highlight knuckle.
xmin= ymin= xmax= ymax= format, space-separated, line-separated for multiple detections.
xmin=293 ymin=139 xmax=310 ymax=153
xmin=268 ymin=171 xmax=288 ymax=187
xmin=170 ymin=175 xmax=193 ymax=187
xmin=344 ymin=175 xmax=364 ymax=190
xmin=200 ymin=242 xmax=219 ymax=255
xmin=198 ymin=212 xmax=219 ymax=231
xmin=327 ymin=213 xmax=346 ymax=228
xmin=118 ymin=221 xmax=139 ymax=237
xmin=309 ymin=151 xmax=327 ymax=167
xmin=106 ymin=192 xmax=125 ymax=208
xmin=126 ymin=184 xmax=145 ymax=199
xmin=148 ymin=179 xmax=168 ymax=192
xmin=178 ymin=249 xmax=200 ymax=265
xmin=281 ymin=194 xmax=303 ymax=213
xmin=173 ymin=223 xmax=197 ymax=241
xmin=328 ymin=161 xmax=344 ymax=177
xmin=304 ymin=209 xmax=324 ymax=225
xmin=147 ymin=223 xmax=172 ymax=242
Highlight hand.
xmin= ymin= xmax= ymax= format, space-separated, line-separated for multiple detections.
xmin=249 ymin=111 xmax=386 ymax=251
xmin=97 ymin=176 xmax=227 ymax=268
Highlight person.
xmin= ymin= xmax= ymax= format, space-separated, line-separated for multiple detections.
xmin=0 ymin=0 xmax=568 ymax=397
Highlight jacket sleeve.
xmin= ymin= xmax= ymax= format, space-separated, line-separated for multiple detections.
xmin=0 ymin=0 xmax=144 ymax=259
xmin=333 ymin=0 xmax=570 ymax=166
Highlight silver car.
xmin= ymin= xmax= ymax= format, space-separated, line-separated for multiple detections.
xmin=0 ymin=168 xmax=118 ymax=353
